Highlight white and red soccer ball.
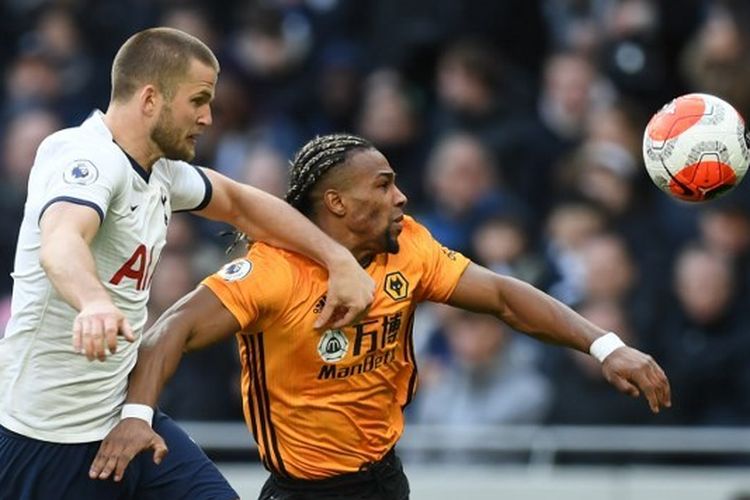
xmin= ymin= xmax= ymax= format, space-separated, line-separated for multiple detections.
xmin=642 ymin=93 xmax=750 ymax=202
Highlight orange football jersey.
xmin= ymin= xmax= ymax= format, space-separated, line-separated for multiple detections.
xmin=201 ymin=216 xmax=470 ymax=479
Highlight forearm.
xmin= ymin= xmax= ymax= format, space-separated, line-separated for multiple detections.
xmin=126 ymin=301 xmax=193 ymax=406
xmin=40 ymin=231 xmax=111 ymax=310
xmin=225 ymin=183 xmax=351 ymax=267
xmin=126 ymin=287 xmax=240 ymax=406
xmin=493 ymin=276 xmax=605 ymax=353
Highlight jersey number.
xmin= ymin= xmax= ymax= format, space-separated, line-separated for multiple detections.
xmin=109 ymin=244 xmax=157 ymax=291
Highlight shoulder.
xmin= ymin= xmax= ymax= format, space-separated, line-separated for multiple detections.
xmin=398 ymin=215 xmax=439 ymax=250
xmin=160 ymin=159 xmax=195 ymax=176
xmin=37 ymin=125 xmax=124 ymax=173
xmin=249 ymin=242 xmax=324 ymax=280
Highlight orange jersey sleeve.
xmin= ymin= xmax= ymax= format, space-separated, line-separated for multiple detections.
xmin=403 ymin=217 xmax=471 ymax=303
xmin=200 ymin=245 xmax=295 ymax=332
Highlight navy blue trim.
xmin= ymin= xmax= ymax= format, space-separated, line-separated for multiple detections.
xmin=173 ymin=166 xmax=213 ymax=213
xmin=401 ymin=311 xmax=418 ymax=410
xmin=113 ymin=141 xmax=150 ymax=183
xmin=39 ymin=196 xmax=104 ymax=225
xmin=256 ymin=332 xmax=288 ymax=477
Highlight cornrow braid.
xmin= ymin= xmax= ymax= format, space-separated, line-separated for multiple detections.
xmin=225 ymin=133 xmax=373 ymax=254
xmin=286 ymin=133 xmax=373 ymax=214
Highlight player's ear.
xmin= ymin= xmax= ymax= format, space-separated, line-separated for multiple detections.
xmin=323 ymin=189 xmax=346 ymax=217
xmin=139 ymin=84 xmax=161 ymax=118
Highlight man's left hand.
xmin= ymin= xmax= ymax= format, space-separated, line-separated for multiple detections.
xmin=601 ymin=346 xmax=672 ymax=413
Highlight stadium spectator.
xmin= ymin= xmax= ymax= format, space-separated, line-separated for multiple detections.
xmin=418 ymin=132 xmax=526 ymax=255
xmin=654 ymin=245 xmax=750 ymax=426
xmin=413 ymin=308 xmax=551 ymax=464
xmin=356 ymin=69 xmax=428 ymax=210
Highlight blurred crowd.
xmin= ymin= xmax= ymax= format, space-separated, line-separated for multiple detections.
xmin=2 ymin=0 xmax=750 ymax=450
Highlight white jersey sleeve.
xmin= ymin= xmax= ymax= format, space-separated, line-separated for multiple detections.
xmin=168 ymin=161 xmax=213 ymax=212
xmin=36 ymin=138 xmax=128 ymax=223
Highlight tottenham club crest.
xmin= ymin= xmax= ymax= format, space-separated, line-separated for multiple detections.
xmin=63 ymin=160 xmax=99 ymax=185
xmin=317 ymin=329 xmax=349 ymax=363
xmin=217 ymin=259 xmax=253 ymax=282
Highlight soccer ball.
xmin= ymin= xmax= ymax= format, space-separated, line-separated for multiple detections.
xmin=642 ymin=93 xmax=750 ymax=202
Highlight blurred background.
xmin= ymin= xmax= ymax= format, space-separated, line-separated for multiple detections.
xmin=3 ymin=0 xmax=750 ymax=497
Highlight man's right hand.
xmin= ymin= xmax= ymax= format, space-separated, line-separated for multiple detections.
xmin=74 ymin=301 xmax=135 ymax=361
xmin=89 ymin=418 xmax=168 ymax=482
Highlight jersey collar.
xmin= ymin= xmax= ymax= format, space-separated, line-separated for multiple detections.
xmin=82 ymin=110 xmax=151 ymax=183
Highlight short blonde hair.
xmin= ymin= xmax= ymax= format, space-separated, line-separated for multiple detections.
xmin=110 ymin=27 xmax=219 ymax=102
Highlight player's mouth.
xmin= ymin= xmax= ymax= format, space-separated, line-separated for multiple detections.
xmin=392 ymin=214 xmax=404 ymax=232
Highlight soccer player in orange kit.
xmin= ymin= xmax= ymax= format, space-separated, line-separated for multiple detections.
xmin=91 ymin=134 xmax=671 ymax=500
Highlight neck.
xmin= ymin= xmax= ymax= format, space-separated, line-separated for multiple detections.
xmin=103 ymin=104 xmax=161 ymax=170
xmin=315 ymin=216 xmax=377 ymax=268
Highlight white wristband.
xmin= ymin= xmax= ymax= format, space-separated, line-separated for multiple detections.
xmin=589 ymin=332 xmax=626 ymax=363
xmin=120 ymin=403 xmax=154 ymax=427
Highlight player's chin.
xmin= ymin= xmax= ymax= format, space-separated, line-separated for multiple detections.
xmin=385 ymin=231 xmax=401 ymax=254
xmin=183 ymin=143 xmax=197 ymax=161
xmin=163 ymin=145 xmax=195 ymax=162
xmin=177 ymin=146 xmax=196 ymax=162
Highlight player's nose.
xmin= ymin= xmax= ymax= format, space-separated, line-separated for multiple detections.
xmin=394 ymin=185 xmax=407 ymax=208
xmin=198 ymin=105 xmax=212 ymax=127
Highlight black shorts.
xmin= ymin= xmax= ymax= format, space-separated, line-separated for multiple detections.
xmin=258 ymin=449 xmax=410 ymax=500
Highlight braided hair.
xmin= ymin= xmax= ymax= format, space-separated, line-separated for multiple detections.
xmin=225 ymin=134 xmax=373 ymax=254
xmin=286 ymin=133 xmax=374 ymax=215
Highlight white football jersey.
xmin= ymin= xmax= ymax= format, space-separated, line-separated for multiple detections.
xmin=0 ymin=111 xmax=212 ymax=442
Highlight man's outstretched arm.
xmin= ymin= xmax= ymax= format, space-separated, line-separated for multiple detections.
xmin=448 ymin=263 xmax=672 ymax=413
xmin=89 ymin=285 xmax=239 ymax=482
xmin=197 ymin=169 xmax=373 ymax=328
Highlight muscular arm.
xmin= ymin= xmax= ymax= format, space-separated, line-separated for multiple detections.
xmin=39 ymin=203 xmax=133 ymax=360
xmin=196 ymin=169 xmax=373 ymax=328
xmin=90 ymin=285 xmax=239 ymax=481
xmin=448 ymin=263 xmax=671 ymax=412
xmin=448 ymin=264 xmax=604 ymax=352
xmin=40 ymin=203 xmax=107 ymax=309
xmin=126 ymin=285 xmax=240 ymax=407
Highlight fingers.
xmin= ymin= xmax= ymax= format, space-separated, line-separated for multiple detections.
xmin=319 ymin=266 xmax=375 ymax=329
xmin=89 ymin=425 xmax=169 ymax=482
xmin=330 ymin=306 xmax=362 ymax=329
xmin=90 ymin=440 xmax=130 ymax=481
xmin=606 ymin=349 xmax=673 ymax=414
xmin=104 ymin=315 xmax=118 ymax=355
xmin=74 ymin=305 xmax=135 ymax=361
xmin=314 ymin=301 xmax=335 ymax=329
xmin=611 ymin=375 xmax=640 ymax=399
xmin=77 ymin=315 xmax=106 ymax=361
xmin=316 ymin=295 xmax=371 ymax=329
xmin=89 ymin=443 xmax=110 ymax=479
xmin=653 ymin=362 xmax=672 ymax=408
xmin=72 ymin=317 xmax=83 ymax=353
xmin=152 ymin=435 xmax=168 ymax=465
xmin=628 ymin=356 xmax=672 ymax=414
xmin=645 ymin=360 xmax=672 ymax=411
xmin=120 ymin=318 xmax=136 ymax=343
xmin=111 ymin=452 xmax=133 ymax=482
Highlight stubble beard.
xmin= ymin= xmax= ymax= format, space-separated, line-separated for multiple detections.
xmin=385 ymin=226 xmax=400 ymax=254
xmin=151 ymin=105 xmax=194 ymax=162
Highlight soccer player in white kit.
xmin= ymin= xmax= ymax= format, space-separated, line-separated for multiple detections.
xmin=0 ymin=27 xmax=374 ymax=500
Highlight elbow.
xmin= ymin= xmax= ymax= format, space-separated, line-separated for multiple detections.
xmin=39 ymin=242 xmax=55 ymax=276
